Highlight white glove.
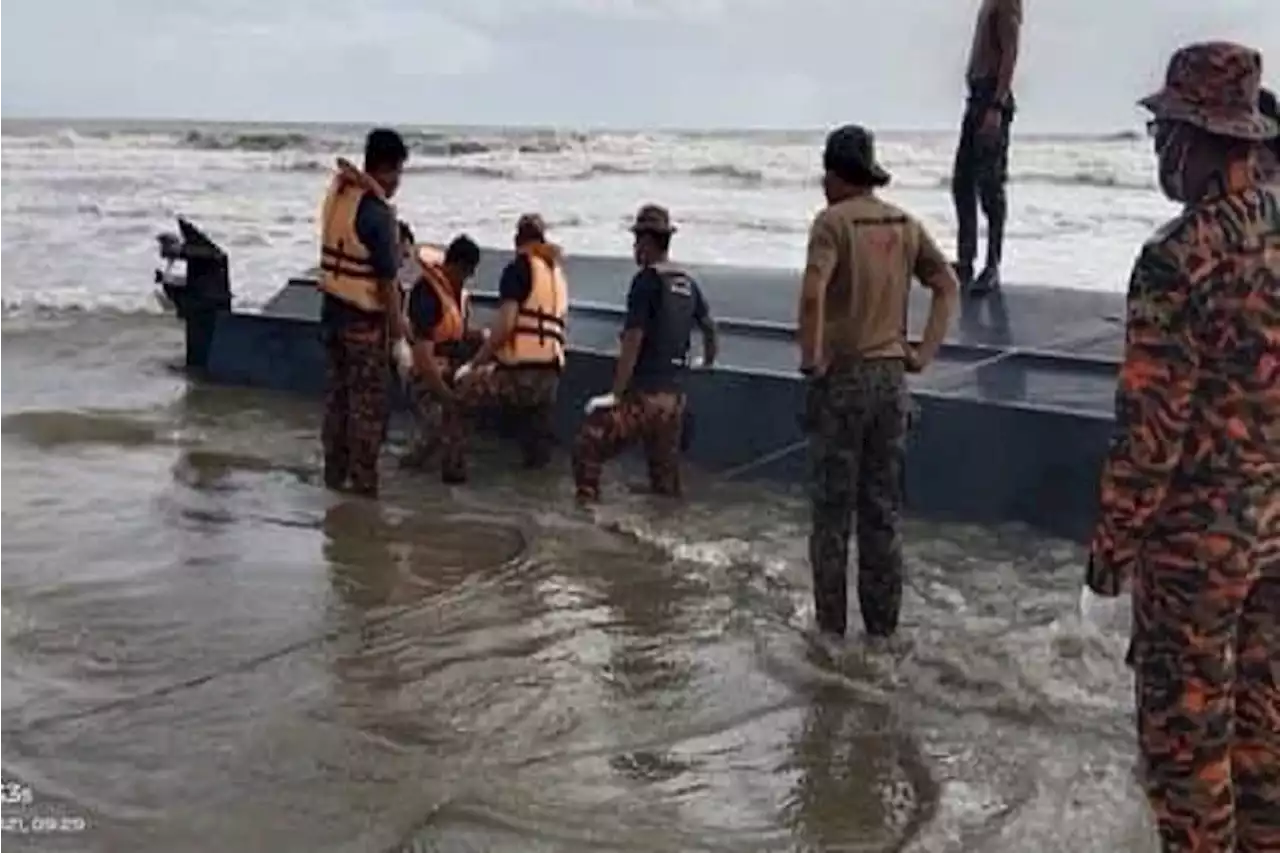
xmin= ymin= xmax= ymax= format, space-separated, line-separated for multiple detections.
xmin=1078 ymin=585 xmax=1127 ymax=633
xmin=689 ymin=356 xmax=706 ymax=370
xmin=585 ymin=392 xmax=618 ymax=415
xmin=454 ymin=362 xmax=475 ymax=383
xmin=392 ymin=339 xmax=413 ymax=377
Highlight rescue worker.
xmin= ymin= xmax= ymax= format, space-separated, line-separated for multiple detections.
xmin=951 ymin=0 xmax=1022 ymax=296
xmin=317 ymin=128 xmax=409 ymax=498
xmin=1084 ymin=42 xmax=1280 ymax=853
xmin=400 ymin=234 xmax=484 ymax=476
xmin=571 ymin=205 xmax=718 ymax=503
xmin=798 ymin=125 xmax=958 ymax=641
xmin=449 ymin=214 xmax=568 ymax=481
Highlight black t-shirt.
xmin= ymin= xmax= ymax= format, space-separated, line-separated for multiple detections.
xmin=407 ymin=281 xmax=442 ymax=342
xmin=321 ymin=192 xmax=398 ymax=328
xmin=625 ymin=267 xmax=710 ymax=392
xmin=498 ymin=255 xmax=534 ymax=305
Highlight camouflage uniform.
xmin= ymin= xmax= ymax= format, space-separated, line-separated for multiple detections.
xmin=322 ymin=319 xmax=390 ymax=498
xmin=1086 ymin=43 xmax=1280 ymax=853
xmin=806 ymin=359 xmax=906 ymax=638
xmin=446 ymin=367 xmax=559 ymax=479
xmin=572 ymin=391 xmax=685 ymax=502
xmin=401 ymin=371 xmax=459 ymax=472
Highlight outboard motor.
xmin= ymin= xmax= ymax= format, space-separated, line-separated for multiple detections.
xmin=153 ymin=218 xmax=232 ymax=371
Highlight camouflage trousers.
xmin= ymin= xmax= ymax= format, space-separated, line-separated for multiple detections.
xmin=322 ymin=326 xmax=390 ymax=498
xmin=805 ymin=360 xmax=906 ymax=638
xmin=1132 ymin=502 xmax=1280 ymax=853
xmin=401 ymin=372 xmax=465 ymax=480
xmin=447 ymin=366 xmax=560 ymax=480
xmin=571 ymin=390 xmax=685 ymax=502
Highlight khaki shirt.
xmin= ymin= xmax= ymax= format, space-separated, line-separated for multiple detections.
xmin=805 ymin=193 xmax=949 ymax=362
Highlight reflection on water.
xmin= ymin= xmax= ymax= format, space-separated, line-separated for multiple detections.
xmin=2 ymin=317 xmax=1157 ymax=852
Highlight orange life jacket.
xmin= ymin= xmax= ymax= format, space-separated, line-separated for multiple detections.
xmin=317 ymin=158 xmax=394 ymax=313
xmin=496 ymin=243 xmax=568 ymax=369
xmin=412 ymin=244 xmax=466 ymax=345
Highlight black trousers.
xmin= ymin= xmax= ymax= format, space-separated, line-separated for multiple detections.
xmin=951 ymin=80 xmax=1015 ymax=272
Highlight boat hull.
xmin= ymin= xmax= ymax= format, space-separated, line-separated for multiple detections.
xmin=156 ymin=220 xmax=1125 ymax=544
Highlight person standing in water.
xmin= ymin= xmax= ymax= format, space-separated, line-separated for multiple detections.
xmin=450 ymin=214 xmax=569 ymax=480
xmin=951 ymin=0 xmax=1022 ymax=296
xmin=399 ymin=235 xmax=484 ymax=476
xmin=316 ymin=128 xmax=410 ymax=498
xmin=1085 ymin=42 xmax=1279 ymax=853
xmin=572 ymin=204 xmax=718 ymax=504
xmin=798 ymin=125 xmax=957 ymax=641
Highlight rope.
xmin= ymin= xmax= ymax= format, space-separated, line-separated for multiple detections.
xmin=716 ymin=319 xmax=1121 ymax=482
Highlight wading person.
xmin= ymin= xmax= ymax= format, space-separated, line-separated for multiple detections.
xmin=951 ymin=0 xmax=1022 ymax=296
xmin=572 ymin=204 xmax=718 ymax=503
xmin=1085 ymin=42 xmax=1280 ymax=853
xmin=798 ymin=125 xmax=958 ymax=641
xmin=400 ymin=235 xmax=484 ymax=477
xmin=450 ymin=214 xmax=568 ymax=481
xmin=317 ymin=128 xmax=409 ymax=498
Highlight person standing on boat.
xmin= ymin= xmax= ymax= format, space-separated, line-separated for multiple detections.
xmin=449 ymin=214 xmax=568 ymax=481
xmin=798 ymin=125 xmax=958 ymax=641
xmin=399 ymin=235 xmax=485 ymax=475
xmin=951 ymin=0 xmax=1022 ymax=296
xmin=317 ymin=128 xmax=410 ymax=498
xmin=572 ymin=204 xmax=718 ymax=504
xmin=1084 ymin=42 xmax=1280 ymax=853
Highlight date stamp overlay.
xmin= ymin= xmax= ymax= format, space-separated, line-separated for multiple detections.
xmin=2 ymin=780 xmax=90 ymax=836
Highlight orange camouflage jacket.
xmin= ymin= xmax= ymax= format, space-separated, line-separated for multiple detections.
xmin=1087 ymin=174 xmax=1280 ymax=595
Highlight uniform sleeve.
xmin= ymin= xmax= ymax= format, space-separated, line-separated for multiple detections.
xmin=498 ymin=256 xmax=533 ymax=304
xmin=912 ymin=220 xmax=951 ymax=286
xmin=354 ymin=194 xmax=399 ymax=280
xmin=623 ymin=270 xmax=659 ymax=331
xmin=804 ymin=211 xmax=841 ymax=290
xmin=1086 ymin=243 xmax=1200 ymax=594
xmin=407 ymin=282 xmax=441 ymax=341
xmin=692 ymin=280 xmax=711 ymax=324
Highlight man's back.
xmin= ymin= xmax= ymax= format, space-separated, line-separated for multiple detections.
xmin=1144 ymin=183 xmax=1280 ymax=491
xmin=812 ymin=194 xmax=949 ymax=363
xmin=966 ymin=0 xmax=1021 ymax=84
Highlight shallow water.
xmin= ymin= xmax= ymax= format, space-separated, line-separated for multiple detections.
xmin=1 ymin=313 xmax=1155 ymax=852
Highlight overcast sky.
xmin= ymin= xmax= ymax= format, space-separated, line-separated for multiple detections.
xmin=3 ymin=0 xmax=1278 ymax=131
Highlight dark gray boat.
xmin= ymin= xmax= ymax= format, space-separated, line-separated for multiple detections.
xmin=153 ymin=217 xmax=1122 ymax=543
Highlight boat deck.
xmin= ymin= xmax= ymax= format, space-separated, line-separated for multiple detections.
xmin=264 ymin=248 xmax=1126 ymax=419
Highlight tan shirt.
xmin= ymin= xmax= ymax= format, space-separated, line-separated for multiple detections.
xmin=966 ymin=0 xmax=1022 ymax=85
xmin=805 ymin=194 xmax=949 ymax=362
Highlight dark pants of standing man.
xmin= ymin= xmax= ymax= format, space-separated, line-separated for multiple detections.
xmin=807 ymin=359 xmax=906 ymax=638
xmin=322 ymin=320 xmax=390 ymax=498
xmin=572 ymin=390 xmax=685 ymax=502
xmin=951 ymin=79 xmax=1015 ymax=278
xmin=1132 ymin=494 xmax=1280 ymax=853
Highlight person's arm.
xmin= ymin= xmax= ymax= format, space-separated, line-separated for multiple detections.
xmin=910 ymin=224 xmax=959 ymax=369
xmin=355 ymin=195 xmax=406 ymax=338
xmin=797 ymin=211 xmax=839 ymax=374
xmin=1087 ymin=245 xmax=1199 ymax=596
xmin=470 ymin=258 xmax=529 ymax=366
xmin=693 ymin=285 xmax=718 ymax=367
xmin=406 ymin=286 xmax=453 ymax=399
xmin=611 ymin=271 xmax=656 ymax=397
xmin=991 ymin=0 xmax=1022 ymax=106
